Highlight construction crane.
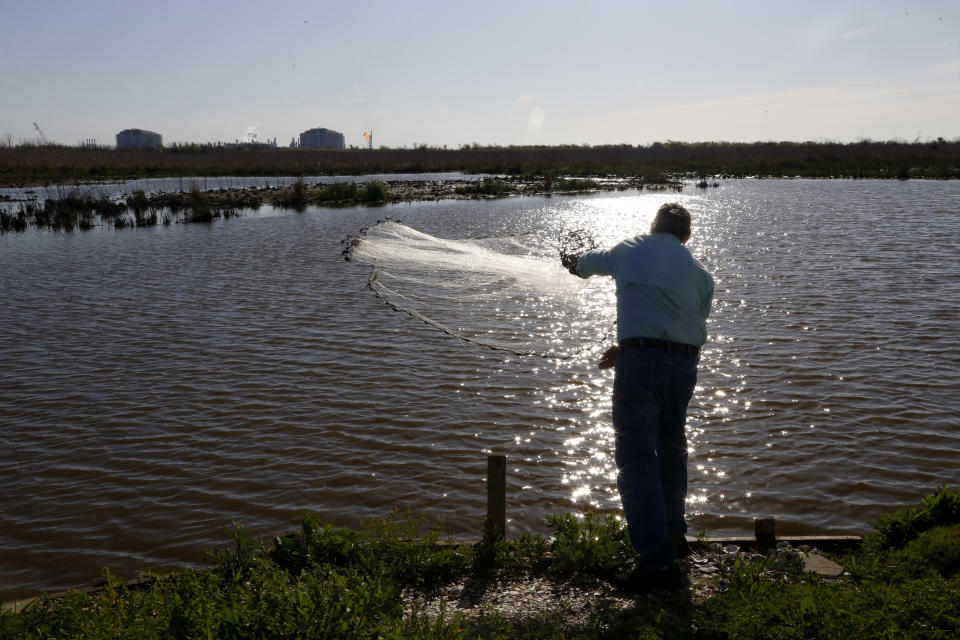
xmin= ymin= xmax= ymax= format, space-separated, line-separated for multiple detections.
xmin=33 ymin=122 xmax=48 ymax=144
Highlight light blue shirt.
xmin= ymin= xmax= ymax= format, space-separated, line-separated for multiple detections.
xmin=576 ymin=232 xmax=714 ymax=345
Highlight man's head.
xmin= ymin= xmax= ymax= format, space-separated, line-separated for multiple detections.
xmin=650 ymin=202 xmax=691 ymax=243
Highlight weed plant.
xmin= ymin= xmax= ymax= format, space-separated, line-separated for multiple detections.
xmin=314 ymin=181 xmax=359 ymax=202
xmin=545 ymin=512 xmax=633 ymax=575
xmin=125 ymin=189 xmax=150 ymax=216
xmin=454 ymin=179 xmax=511 ymax=197
xmin=553 ymin=178 xmax=600 ymax=192
xmin=0 ymin=208 xmax=27 ymax=233
xmin=3 ymin=489 xmax=960 ymax=638
xmin=274 ymin=180 xmax=394 ymax=207
xmin=358 ymin=180 xmax=391 ymax=203
xmin=865 ymin=485 xmax=960 ymax=551
xmin=274 ymin=178 xmax=309 ymax=208
xmin=24 ymin=189 xmax=126 ymax=231
xmin=2 ymin=178 xmax=387 ymax=234
xmin=126 ymin=190 xmax=159 ymax=227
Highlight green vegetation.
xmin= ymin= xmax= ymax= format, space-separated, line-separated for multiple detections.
xmin=0 ymin=180 xmax=396 ymax=235
xmin=273 ymin=178 xmax=309 ymax=209
xmin=154 ymin=187 xmax=258 ymax=223
xmin=452 ymin=176 xmax=604 ymax=197
xmin=553 ymin=178 xmax=602 ymax=191
xmin=273 ymin=180 xmax=396 ymax=207
xmin=454 ymin=178 xmax=513 ymax=196
xmin=544 ymin=512 xmax=633 ymax=574
xmin=1 ymin=139 xmax=958 ymax=186
xmin=4 ymin=488 xmax=960 ymax=638
xmin=357 ymin=180 xmax=393 ymax=204
xmin=0 ymin=207 xmax=28 ymax=233
xmin=0 ymin=186 xmax=268 ymax=233
xmin=10 ymin=188 xmax=127 ymax=231
xmin=866 ymin=483 xmax=960 ymax=551
xmin=3 ymin=139 xmax=954 ymax=234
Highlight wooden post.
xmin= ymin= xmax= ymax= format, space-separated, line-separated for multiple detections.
xmin=755 ymin=516 xmax=776 ymax=546
xmin=487 ymin=454 xmax=506 ymax=539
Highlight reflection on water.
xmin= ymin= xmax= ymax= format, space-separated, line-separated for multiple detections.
xmin=1 ymin=180 xmax=959 ymax=600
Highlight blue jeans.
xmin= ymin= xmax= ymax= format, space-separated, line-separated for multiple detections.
xmin=613 ymin=346 xmax=698 ymax=569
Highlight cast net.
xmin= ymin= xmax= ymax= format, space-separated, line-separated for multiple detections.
xmin=343 ymin=220 xmax=611 ymax=358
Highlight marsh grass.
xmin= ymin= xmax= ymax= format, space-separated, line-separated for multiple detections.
xmin=454 ymin=178 xmax=512 ymax=197
xmin=4 ymin=490 xmax=960 ymax=638
xmin=273 ymin=178 xmax=309 ymax=209
xmin=184 ymin=187 xmax=214 ymax=223
xmin=273 ymin=180 xmax=395 ymax=207
xmin=3 ymin=141 xmax=959 ymax=186
xmin=553 ymin=178 xmax=600 ymax=192
xmin=126 ymin=190 xmax=160 ymax=227
xmin=124 ymin=189 xmax=150 ymax=217
xmin=314 ymin=181 xmax=359 ymax=202
xmin=19 ymin=188 xmax=127 ymax=231
xmin=1 ymin=178 xmax=389 ymax=234
xmin=358 ymin=180 xmax=392 ymax=203
xmin=0 ymin=207 xmax=27 ymax=233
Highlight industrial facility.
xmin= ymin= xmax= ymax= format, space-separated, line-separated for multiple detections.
xmin=116 ymin=128 xmax=163 ymax=150
xmin=298 ymin=127 xmax=345 ymax=150
xmin=108 ymin=126 xmax=351 ymax=150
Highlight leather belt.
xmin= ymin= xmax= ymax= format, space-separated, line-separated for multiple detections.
xmin=619 ymin=336 xmax=701 ymax=359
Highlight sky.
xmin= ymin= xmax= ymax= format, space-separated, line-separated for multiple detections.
xmin=1 ymin=0 xmax=958 ymax=149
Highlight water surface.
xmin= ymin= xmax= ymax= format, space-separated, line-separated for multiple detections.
xmin=1 ymin=179 xmax=958 ymax=600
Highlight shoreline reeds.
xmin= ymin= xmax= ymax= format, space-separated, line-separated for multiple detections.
xmin=0 ymin=184 xmax=271 ymax=233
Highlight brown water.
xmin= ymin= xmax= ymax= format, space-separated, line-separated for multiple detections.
xmin=1 ymin=179 xmax=958 ymax=601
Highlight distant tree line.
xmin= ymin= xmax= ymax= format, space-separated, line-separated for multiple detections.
xmin=1 ymin=138 xmax=958 ymax=185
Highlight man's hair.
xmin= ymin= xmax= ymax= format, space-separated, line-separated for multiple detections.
xmin=651 ymin=203 xmax=691 ymax=242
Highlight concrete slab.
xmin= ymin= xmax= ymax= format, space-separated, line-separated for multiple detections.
xmin=800 ymin=552 xmax=844 ymax=576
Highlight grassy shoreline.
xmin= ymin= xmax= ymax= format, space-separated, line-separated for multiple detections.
xmin=3 ymin=488 xmax=958 ymax=638
xmin=2 ymin=140 xmax=959 ymax=187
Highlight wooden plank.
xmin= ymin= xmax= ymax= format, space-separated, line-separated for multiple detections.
xmin=487 ymin=454 xmax=506 ymax=539
xmin=754 ymin=516 xmax=776 ymax=546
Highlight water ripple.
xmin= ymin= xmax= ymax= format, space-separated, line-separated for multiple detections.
xmin=2 ymin=181 xmax=959 ymax=600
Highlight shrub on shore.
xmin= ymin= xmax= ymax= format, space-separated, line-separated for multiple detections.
xmin=865 ymin=485 xmax=960 ymax=551
xmin=273 ymin=178 xmax=309 ymax=209
xmin=314 ymin=181 xmax=358 ymax=202
xmin=358 ymin=180 xmax=391 ymax=204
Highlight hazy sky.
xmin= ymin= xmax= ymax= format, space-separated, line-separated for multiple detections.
xmin=1 ymin=0 xmax=958 ymax=148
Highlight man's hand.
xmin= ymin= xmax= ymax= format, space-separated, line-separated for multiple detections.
xmin=598 ymin=345 xmax=619 ymax=369
xmin=561 ymin=253 xmax=579 ymax=275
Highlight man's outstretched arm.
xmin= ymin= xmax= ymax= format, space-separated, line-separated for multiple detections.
xmin=573 ymin=249 xmax=613 ymax=279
